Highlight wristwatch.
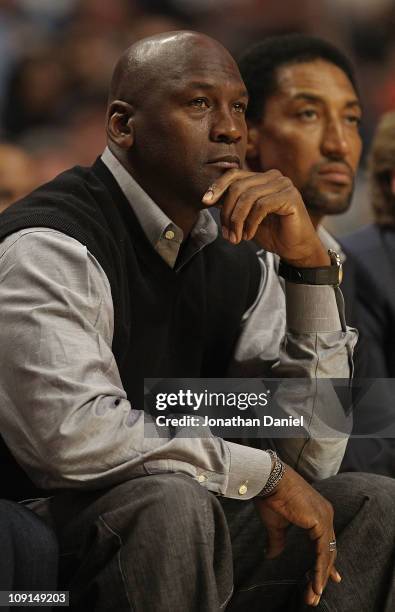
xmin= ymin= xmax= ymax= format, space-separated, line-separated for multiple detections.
xmin=278 ymin=249 xmax=343 ymax=286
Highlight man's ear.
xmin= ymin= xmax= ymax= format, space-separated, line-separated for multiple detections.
xmin=106 ymin=101 xmax=134 ymax=149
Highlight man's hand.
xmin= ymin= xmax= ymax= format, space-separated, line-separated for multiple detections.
xmin=202 ymin=168 xmax=330 ymax=267
xmin=255 ymin=464 xmax=341 ymax=607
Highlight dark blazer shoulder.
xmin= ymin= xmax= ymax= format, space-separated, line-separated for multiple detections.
xmin=340 ymin=224 xmax=383 ymax=260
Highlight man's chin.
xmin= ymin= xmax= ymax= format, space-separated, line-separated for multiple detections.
xmin=302 ymin=185 xmax=353 ymax=216
xmin=308 ymin=198 xmax=352 ymax=216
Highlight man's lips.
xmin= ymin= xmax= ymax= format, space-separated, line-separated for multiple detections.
xmin=317 ymin=164 xmax=352 ymax=185
xmin=207 ymin=155 xmax=241 ymax=169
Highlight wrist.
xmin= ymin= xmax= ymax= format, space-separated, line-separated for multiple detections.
xmin=279 ymin=249 xmax=342 ymax=286
xmin=283 ymin=245 xmax=331 ymax=268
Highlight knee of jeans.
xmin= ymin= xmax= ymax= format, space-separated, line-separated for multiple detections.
xmin=323 ymin=471 xmax=395 ymax=513
xmin=105 ymin=473 xmax=219 ymax=538
xmin=146 ymin=473 xmax=216 ymax=518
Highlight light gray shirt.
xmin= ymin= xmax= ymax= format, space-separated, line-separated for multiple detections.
xmin=0 ymin=148 xmax=357 ymax=500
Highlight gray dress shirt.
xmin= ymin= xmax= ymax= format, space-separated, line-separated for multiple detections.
xmin=0 ymin=148 xmax=357 ymax=500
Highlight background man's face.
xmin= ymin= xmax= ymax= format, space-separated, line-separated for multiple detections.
xmin=0 ymin=146 xmax=38 ymax=213
xmin=248 ymin=59 xmax=363 ymax=217
xmin=128 ymin=42 xmax=248 ymax=208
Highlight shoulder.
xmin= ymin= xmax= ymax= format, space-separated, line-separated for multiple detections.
xmin=0 ymin=228 xmax=109 ymax=297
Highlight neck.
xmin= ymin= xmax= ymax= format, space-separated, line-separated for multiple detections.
xmin=155 ymin=198 xmax=200 ymax=237
xmin=111 ymin=147 xmax=200 ymax=238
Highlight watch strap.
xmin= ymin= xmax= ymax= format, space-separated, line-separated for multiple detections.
xmin=278 ymin=249 xmax=342 ymax=286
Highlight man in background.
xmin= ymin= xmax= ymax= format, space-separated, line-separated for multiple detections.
xmin=342 ymin=110 xmax=395 ymax=378
xmin=340 ymin=111 xmax=395 ymax=475
xmin=239 ymin=34 xmax=362 ymax=328
xmin=238 ymin=34 xmax=389 ymax=475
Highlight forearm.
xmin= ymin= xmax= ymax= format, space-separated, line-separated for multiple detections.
xmin=230 ymin=253 xmax=356 ymax=479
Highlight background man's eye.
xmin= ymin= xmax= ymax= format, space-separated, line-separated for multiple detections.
xmin=298 ymin=109 xmax=318 ymax=120
xmin=345 ymin=115 xmax=362 ymax=126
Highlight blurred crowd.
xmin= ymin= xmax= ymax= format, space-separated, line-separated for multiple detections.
xmin=1 ymin=0 xmax=395 ymax=233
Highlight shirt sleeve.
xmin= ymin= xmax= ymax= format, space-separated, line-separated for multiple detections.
xmin=0 ymin=229 xmax=271 ymax=500
xmin=229 ymin=250 xmax=358 ymax=481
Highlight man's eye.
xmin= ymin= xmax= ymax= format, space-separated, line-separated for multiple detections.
xmin=297 ymin=109 xmax=318 ymax=121
xmin=233 ymin=102 xmax=247 ymax=113
xmin=189 ymin=98 xmax=209 ymax=109
xmin=345 ymin=115 xmax=362 ymax=127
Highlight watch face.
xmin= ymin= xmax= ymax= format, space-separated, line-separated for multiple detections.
xmin=328 ymin=249 xmax=342 ymax=285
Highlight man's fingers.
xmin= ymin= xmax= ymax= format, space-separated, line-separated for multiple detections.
xmin=219 ymin=174 xmax=290 ymax=228
xmin=220 ymin=182 xmax=295 ymax=243
xmin=330 ymin=566 xmax=342 ymax=583
xmin=310 ymin=528 xmax=337 ymax=598
xmin=243 ymin=189 xmax=294 ymax=240
xmin=304 ymin=564 xmax=341 ymax=607
xmin=264 ymin=525 xmax=287 ymax=559
xmin=201 ymin=168 xmax=282 ymax=206
xmin=202 ymin=169 xmax=252 ymax=205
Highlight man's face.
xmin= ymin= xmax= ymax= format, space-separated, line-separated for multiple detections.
xmin=128 ymin=41 xmax=248 ymax=208
xmin=247 ymin=59 xmax=362 ymax=218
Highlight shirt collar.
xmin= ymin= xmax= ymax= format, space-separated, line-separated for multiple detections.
xmin=101 ymin=147 xmax=218 ymax=269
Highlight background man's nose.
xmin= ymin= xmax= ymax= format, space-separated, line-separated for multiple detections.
xmin=321 ymin=120 xmax=349 ymax=158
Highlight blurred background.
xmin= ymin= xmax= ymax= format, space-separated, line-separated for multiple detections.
xmin=1 ymin=0 xmax=395 ymax=234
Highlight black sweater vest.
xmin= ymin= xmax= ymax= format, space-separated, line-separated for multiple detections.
xmin=0 ymin=159 xmax=261 ymax=499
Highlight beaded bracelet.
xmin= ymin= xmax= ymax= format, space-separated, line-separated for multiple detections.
xmin=256 ymin=449 xmax=285 ymax=497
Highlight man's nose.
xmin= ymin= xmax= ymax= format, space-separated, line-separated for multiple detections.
xmin=321 ymin=119 xmax=349 ymax=158
xmin=210 ymin=107 xmax=243 ymax=144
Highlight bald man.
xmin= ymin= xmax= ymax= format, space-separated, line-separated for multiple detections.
xmin=0 ymin=144 xmax=37 ymax=213
xmin=0 ymin=32 xmax=394 ymax=612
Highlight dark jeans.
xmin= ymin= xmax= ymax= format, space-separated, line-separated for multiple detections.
xmin=0 ymin=499 xmax=58 ymax=611
xmin=39 ymin=472 xmax=395 ymax=612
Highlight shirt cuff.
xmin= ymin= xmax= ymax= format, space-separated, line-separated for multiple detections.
xmin=223 ymin=441 xmax=272 ymax=500
xmin=285 ymin=282 xmax=342 ymax=333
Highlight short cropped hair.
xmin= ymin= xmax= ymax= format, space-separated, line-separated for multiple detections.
xmin=369 ymin=111 xmax=395 ymax=226
xmin=239 ymin=33 xmax=358 ymax=122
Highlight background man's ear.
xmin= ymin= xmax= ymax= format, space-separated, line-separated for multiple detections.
xmin=106 ymin=101 xmax=134 ymax=149
xmin=246 ymin=124 xmax=260 ymax=161
xmin=246 ymin=124 xmax=261 ymax=171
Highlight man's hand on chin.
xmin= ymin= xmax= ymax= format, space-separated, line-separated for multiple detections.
xmin=202 ymin=168 xmax=330 ymax=268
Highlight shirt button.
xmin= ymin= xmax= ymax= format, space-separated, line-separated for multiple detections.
xmin=165 ymin=229 xmax=175 ymax=240
xmin=238 ymin=483 xmax=248 ymax=496
xmin=197 ymin=474 xmax=207 ymax=483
